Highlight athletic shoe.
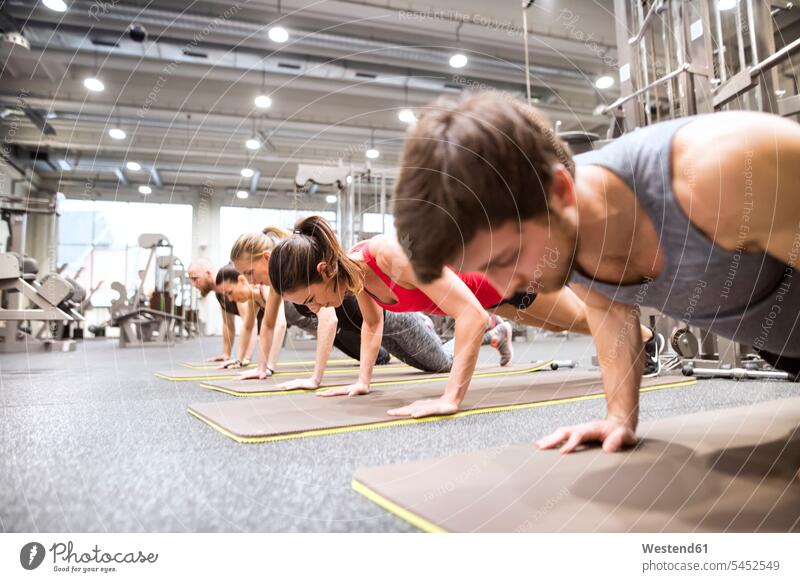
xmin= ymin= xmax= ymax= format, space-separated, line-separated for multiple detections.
xmin=490 ymin=320 xmax=514 ymax=366
xmin=643 ymin=327 xmax=665 ymax=377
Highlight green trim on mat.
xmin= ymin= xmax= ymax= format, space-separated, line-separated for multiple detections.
xmin=188 ymin=372 xmax=697 ymax=444
xmin=197 ymin=361 xmax=552 ymax=397
xmin=351 ymin=479 xmax=446 ymax=533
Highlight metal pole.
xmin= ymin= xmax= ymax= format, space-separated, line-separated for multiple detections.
xmin=379 ymin=172 xmax=386 ymax=234
xmin=713 ymin=0 xmax=727 ymax=84
xmin=613 ymin=0 xmax=645 ymax=128
xmin=746 ymin=0 xmax=778 ymax=113
xmin=734 ymin=0 xmax=753 ymax=109
xmin=522 ymin=7 xmax=532 ymax=104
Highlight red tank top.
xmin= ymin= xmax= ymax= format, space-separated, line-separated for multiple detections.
xmin=352 ymin=240 xmax=502 ymax=315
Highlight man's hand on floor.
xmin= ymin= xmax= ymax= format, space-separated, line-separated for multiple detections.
xmin=387 ymin=397 xmax=459 ymax=418
xmin=536 ymin=418 xmax=637 ymax=454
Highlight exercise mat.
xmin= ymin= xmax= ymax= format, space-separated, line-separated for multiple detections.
xmin=180 ymin=358 xmax=360 ymax=370
xmin=188 ymin=366 xmax=694 ymax=443
xmin=352 ymin=397 xmax=800 ymax=533
xmin=199 ymin=365 xmax=444 ymax=395
xmin=156 ymin=360 xmax=405 ymax=382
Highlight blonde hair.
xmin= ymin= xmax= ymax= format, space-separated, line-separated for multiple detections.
xmin=230 ymin=226 xmax=289 ymax=262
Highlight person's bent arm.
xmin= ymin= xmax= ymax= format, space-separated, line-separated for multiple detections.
xmin=276 ymin=306 xmax=338 ymax=390
xmin=388 ymin=268 xmax=486 ymax=418
xmin=536 ymin=284 xmax=642 ymax=453
xmin=237 ymin=289 xmax=282 ymax=380
xmin=266 ymin=301 xmax=287 ymax=371
xmin=318 ymin=294 xmax=383 ymax=397
xmin=493 ymin=287 xmax=591 ymax=334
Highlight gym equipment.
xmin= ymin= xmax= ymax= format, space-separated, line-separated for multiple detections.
xmin=90 ymin=234 xmax=188 ymax=347
xmin=682 ymin=364 xmax=794 ymax=381
xmin=549 ymin=360 xmax=576 ymax=370
xmin=0 ymin=252 xmax=84 ymax=352
xmin=352 ymin=396 xmax=800 ymax=533
xmin=187 ymin=366 xmax=694 ymax=443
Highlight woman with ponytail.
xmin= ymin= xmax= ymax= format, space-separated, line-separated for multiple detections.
xmin=229 ymin=225 xmax=393 ymax=386
xmin=269 ymin=215 xmax=584 ymax=418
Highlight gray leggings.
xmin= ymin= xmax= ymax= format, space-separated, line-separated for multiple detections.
xmin=381 ymin=312 xmax=453 ymax=373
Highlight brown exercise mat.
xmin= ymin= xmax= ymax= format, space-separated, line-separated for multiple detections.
xmin=187 ymin=366 xmax=695 ymax=443
xmin=352 ymin=397 xmax=800 ymax=533
xmin=180 ymin=357 xmax=366 ymax=370
xmin=156 ymin=360 xmax=405 ymax=382
xmin=194 ymin=361 xmax=523 ymax=395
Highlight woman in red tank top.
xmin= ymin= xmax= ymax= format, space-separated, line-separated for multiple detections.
xmin=268 ymin=216 xmax=596 ymax=419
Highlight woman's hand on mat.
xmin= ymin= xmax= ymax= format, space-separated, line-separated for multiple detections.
xmin=317 ymin=382 xmax=370 ymax=397
xmin=387 ymin=397 xmax=459 ymax=418
xmin=236 ymin=368 xmax=273 ymax=381
xmin=217 ymin=359 xmax=243 ymax=369
xmin=535 ymin=418 xmax=637 ymax=454
xmin=276 ymin=377 xmax=320 ymax=390
xmin=207 ymin=355 xmax=229 ymax=362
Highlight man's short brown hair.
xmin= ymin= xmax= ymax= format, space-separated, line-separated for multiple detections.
xmin=393 ymin=91 xmax=574 ymax=283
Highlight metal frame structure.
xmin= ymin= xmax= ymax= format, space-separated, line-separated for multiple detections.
xmin=607 ymin=0 xmax=799 ymax=379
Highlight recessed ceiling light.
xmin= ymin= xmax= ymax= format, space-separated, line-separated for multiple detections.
xmin=449 ymin=53 xmax=468 ymax=69
xmin=83 ymin=77 xmax=105 ymax=92
xmin=595 ymin=75 xmax=614 ymax=90
xmin=254 ymin=95 xmax=272 ymax=109
xmin=268 ymin=26 xmax=289 ymax=43
xmin=245 ymin=138 xmax=261 ymax=150
xmin=398 ymin=109 xmax=417 ymax=124
xmin=108 ymin=128 xmax=126 ymax=140
xmin=718 ymin=0 xmax=737 ymax=10
xmin=236 ymin=190 xmax=249 ymax=199
xmin=138 ymin=185 xmax=152 ymax=195
xmin=365 ymin=148 xmax=380 ymax=159
xmin=325 ymin=194 xmax=337 ymax=204
xmin=126 ymin=161 xmax=142 ymax=171
xmin=240 ymin=168 xmax=255 ymax=178
xmin=42 ymin=0 xmax=67 ymax=12
xmin=345 ymin=175 xmax=353 ymax=185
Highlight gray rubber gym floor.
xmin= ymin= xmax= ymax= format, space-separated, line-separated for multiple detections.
xmin=3 ymin=334 xmax=800 ymax=533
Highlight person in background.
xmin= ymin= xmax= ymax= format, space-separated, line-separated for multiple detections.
xmin=187 ymin=258 xmax=256 ymax=368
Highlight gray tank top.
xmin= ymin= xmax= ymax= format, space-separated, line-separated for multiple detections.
xmin=569 ymin=116 xmax=800 ymax=357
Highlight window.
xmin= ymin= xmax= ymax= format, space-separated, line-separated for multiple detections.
xmin=361 ymin=213 xmax=395 ymax=235
xmin=57 ymin=200 xmax=192 ymax=307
